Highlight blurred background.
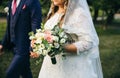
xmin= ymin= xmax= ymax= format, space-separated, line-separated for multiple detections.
xmin=0 ymin=0 xmax=120 ymax=78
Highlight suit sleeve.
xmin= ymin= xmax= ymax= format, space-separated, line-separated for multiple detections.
xmin=1 ymin=26 xmax=10 ymax=49
xmin=1 ymin=1 xmax=12 ymax=49
xmin=30 ymin=0 xmax=42 ymax=33
xmin=29 ymin=0 xmax=42 ymax=51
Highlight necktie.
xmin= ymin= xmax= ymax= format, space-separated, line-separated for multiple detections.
xmin=12 ymin=0 xmax=17 ymax=15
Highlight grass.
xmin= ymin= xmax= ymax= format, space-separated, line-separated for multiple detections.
xmin=0 ymin=20 xmax=120 ymax=78
xmin=0 ymin=21 xmax=6 ymax=40
xmin=99 ymin=35 xmax=120 ymax=78
xmin=95 ymin=22 xmax=120 ymax=78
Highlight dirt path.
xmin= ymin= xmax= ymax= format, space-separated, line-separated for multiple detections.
xmin=0 ymin=18 xmax=6 ymax=23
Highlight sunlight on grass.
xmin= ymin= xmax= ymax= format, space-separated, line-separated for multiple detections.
xmin=0 ymin=22 xmax=6 ymax=40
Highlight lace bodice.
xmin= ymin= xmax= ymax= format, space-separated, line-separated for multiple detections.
xmin=44 ymin=13 xmax=64 ymax=30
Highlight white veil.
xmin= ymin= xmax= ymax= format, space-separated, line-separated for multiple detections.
xmin=62 ymin=1 xmax=103 ymax=78
xmin=63 ymin=0 xmax=99 ymax=48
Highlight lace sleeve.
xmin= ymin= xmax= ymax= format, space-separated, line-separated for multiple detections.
xmin=63 ymin=8 xmax=99 ymax=55
xmin=73 ymin=35 xmax=93 ymax=55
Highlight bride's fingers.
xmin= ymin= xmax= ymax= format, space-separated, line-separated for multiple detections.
xmin=30 ymin=40 xmax=36 ymax=47
xmin=30 ymin=52 xmax=35 ymax=58
xmin=30 ymin=52 xmax=40 ymax=58
xmin=34 ymin=53 xmax=40 ymax=58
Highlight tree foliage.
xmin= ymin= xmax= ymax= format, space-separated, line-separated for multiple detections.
xmin=0 ymin=0 xmax=120 ymax=24
xmin=39 ymin=0 xmax=50 ymax=18
xmin=88 ymin=0 xmax=120 ymax=24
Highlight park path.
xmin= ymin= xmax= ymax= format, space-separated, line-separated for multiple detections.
xmin=0 ymin=17 xmax=6 ymax=23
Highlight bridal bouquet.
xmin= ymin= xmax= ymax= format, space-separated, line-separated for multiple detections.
xmin=29 ymin=24 xmax=68 ymax=64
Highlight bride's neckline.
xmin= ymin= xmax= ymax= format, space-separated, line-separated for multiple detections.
xmin=55 ymin=12 xmax=65 ymax=15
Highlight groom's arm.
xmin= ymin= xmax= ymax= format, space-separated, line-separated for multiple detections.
xmin=29 ymin=0 xmax=42 ymax=52
xmin=1 ymin=1 xmax=12 ymax=50
xmin=1 ymin=26 xmax=10 ymax=49
xmin=30 ymin=0 xmax=42 ymax=32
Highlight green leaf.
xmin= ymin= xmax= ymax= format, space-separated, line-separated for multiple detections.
xmin=28 ymin=31 xmax=34 ymax=36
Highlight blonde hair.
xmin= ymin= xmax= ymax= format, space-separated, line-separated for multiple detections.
xmin=46 ymin=0 xmax=68 ymax=26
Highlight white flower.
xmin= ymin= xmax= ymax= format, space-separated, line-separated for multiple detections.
xmin=35 ymin=32 xmax=44 ymax=39
xmin=43 ymin=50 xmax=48 ymax=55
xmin=29 ymin=36 xmax=35 ymax=40
xmin=4 ymin=7 xmax=9 ymax=13
xmin=49 ymin=44 xmax=53 ymax=47
xmin=39 ymin=44 xmax=45 ymax=49
xmin=38 ymin=49 xmax=42 ymax=54
xmin=33 ymin=48 xmax=38 ymax=53
xmin=35 ymin=38 xmax=42 ymax=44
xmin=4 ymin=7 xmax=9 ymax=15
xmin=64 ymin=35 xmax=68 ymax=39
xmin=60 ymin=38 xmax=66 ymax=44
xmin=53 ymin=36 xmax=59 ymax=42
xmin=59 ymin=32 xmax=65 ymax=38
xmin=54 ymin=43 xmax=60 ymax=48
xmin=36 ymin=29 xmax=42 ymax=33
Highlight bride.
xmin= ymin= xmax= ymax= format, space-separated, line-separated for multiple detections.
xmin=31 ymin=0 xmax=103 ymax=78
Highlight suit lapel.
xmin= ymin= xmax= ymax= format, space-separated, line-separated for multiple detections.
xmin=13 ymin=0 xmax=26 ymax=25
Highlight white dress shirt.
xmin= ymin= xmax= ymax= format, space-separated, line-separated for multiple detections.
xmin=11 ymin=0 xmax=21 ymax=9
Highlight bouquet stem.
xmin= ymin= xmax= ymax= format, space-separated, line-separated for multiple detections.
xmin=48 ymin=52 xmax=57 ymax=64
xmin=51 ymin=56 xmax=57 ymax=64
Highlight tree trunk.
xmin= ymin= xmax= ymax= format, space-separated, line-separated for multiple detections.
xmin=93 ymin=8 xmax=99 ymax=23
xmin=103 ymin=10 xmax=115 ymax=30
xmin=106 ymin=10 xmax=114 ymax=24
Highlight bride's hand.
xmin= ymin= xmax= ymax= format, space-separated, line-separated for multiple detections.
xmin=30 ymin=51 xmax=40 ymax=58
xmin=31 ymin=39 xmax=36 ymax=48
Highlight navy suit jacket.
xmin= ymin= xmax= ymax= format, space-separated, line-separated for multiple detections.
xmin=1 ymin=0 xmax=42 ymax=55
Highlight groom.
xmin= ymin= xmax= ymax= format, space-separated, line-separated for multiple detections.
xmin=0 ymin=0 xmax=42 ymax=77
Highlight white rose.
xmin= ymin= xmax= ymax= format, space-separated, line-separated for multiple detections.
xmin=54 ymin=43 xmax=60 ymax=48
xmin=35 ymin=38 xmax=42 ymax=44
xmin=53 ymin=36 xmax=59 ymax=42
xmin=60 ymin=38 xmax=66 ymax=44
xmin=59 ymin=32 xmax=65 ymax=37
xmin=35 ymin=33 xmax=44 ymax=39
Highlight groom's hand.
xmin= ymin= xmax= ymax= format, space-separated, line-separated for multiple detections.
xmin=0 ymin=45 xmax=4 ymax=56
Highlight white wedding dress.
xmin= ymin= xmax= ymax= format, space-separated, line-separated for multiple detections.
xmin=38 ymin=13 xmax=103 ymax=78
xmin=38 ymin=0 xmax=103 ymax=78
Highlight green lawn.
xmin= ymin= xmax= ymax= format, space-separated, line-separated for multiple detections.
xmin=0 ymin=21 xmax=120 ymax=78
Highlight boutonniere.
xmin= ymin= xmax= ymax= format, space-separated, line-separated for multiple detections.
xmin=22 ymin=4 xmax=26 ymax=10
xmin=4 ymin=7 xmax=9 ymax=15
